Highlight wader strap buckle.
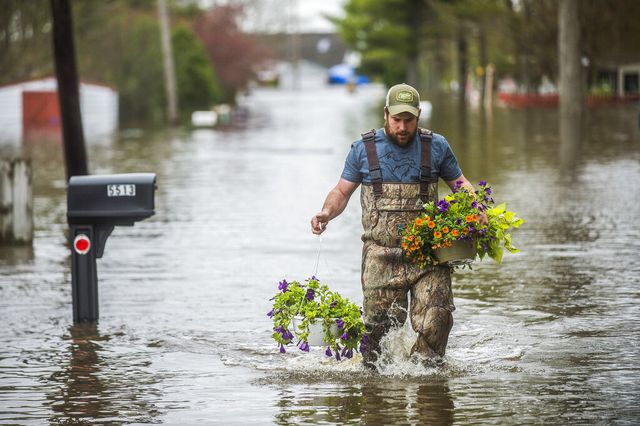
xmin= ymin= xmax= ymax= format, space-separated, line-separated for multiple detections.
xmin=362 ymin=129 xmax=383 ymax=198
xmin=419 ymin=128 xmax=436 ymax=200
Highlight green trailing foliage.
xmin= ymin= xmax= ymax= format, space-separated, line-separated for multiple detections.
xmin=268 ymin=278 xmax=367 ymax=360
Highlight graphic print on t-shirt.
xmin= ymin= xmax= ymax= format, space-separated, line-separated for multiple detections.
xmin=378 ymin=150 xmax=419 ymax=181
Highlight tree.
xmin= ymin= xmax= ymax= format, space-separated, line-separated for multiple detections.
xmin=334 ymin=0 xmax=421 ymax=87
xmin=73 ymin=1 xmax=223 ymax=125
xmin=334 ymin=0 xmax=510 ymax=95
xmin=194 ymin=5 xmax=271 ymax=103
xmin=0 ymin=0 xmax=53 ymax=84
xmin=172 ymin=25 xmax=222 ymax=120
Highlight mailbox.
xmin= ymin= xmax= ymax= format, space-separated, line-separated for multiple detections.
xmin=67 ymin=172 xmax=157 ymax=323
xmin=68 ymin=173 xmax=156 ymax=226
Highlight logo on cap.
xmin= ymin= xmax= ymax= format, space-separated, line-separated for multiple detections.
xmin=395 ymin=90 xmax=414 ymax=103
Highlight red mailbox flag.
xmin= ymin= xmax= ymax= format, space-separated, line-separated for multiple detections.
xmin=73 ymin=234 xmax=91 ymax=255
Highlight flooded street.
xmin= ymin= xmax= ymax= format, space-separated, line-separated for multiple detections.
xmin=1 ymin=69 xmax=640 ymax=424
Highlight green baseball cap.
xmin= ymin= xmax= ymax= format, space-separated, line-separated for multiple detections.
xmin=385 ymin=83 xmax=420 ymax=116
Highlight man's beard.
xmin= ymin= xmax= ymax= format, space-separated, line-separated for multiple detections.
xmin=384 ymin=120 xmax=416 ymax=147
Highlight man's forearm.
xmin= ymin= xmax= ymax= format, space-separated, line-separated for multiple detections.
xmin=321 ymin=187 xmax=350 ymax=221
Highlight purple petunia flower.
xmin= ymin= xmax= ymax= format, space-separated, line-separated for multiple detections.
xmin=485 ymin=187 xmax=492 ymax=195
xmin=340 ymin=332 xmax=349 ymax=341
xmin=360 ymin=335 xmax=369 ymax=353
xmin=298 ymin=341 xmax=310 ymax=352
xmin=325 ymin=346 xmax=332 ymax=357
xmin=341 ymin=347 xmax=354 ymax=359
xmin=267 ymin=309 xmax=274 ymax=318
xmin=471 ymin=201 xmax=478 ymax=209
xmin=437 ymin=200 xmax=450 ymax=213
xmin=479 ymin=180 xmax=487 ymax=186
xmin=278 ymin=279 xmax=288 ymax=292
xmin=279 ymin=344 xmax=286 ymax=353
xmin=305 ymin=289 xmax=315 ymax=301
xmin=335 ymin=319 xmax=344 ymax=329
xmin=283 ymin=330 xmax=294 ymax=341
xmin=454 ymin=180 xmax=463 ymax=191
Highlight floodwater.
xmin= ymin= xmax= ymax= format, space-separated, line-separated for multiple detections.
xmin=1 ymin=69 xmax=640 ymax=424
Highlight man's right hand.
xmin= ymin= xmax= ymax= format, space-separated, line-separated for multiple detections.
xmin=311 ymin=211 xmax=329 ymax=234
xmin=310 ymin=179 xmax=359 ymax=235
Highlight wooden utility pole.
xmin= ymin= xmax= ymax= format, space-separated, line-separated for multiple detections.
xmin=406 ymin=0 xmax=423 ymax=88
xmin=287 ymin=0 xmax=301 ymax=90
xmin=558 ymin=0 xmax=583 ymax=168
xmin=50 ymin=0 xmax=88 ymax=179
xmin=457 ymin=26 xmax=468 ymax=105
xmin=158 ymin=0 xmax=178 ymax=124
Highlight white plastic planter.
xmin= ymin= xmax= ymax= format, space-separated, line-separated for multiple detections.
xmin=292 ymin=317 xmax=339 ymax=346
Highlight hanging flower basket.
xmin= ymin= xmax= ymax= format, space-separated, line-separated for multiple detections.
xmin=433 ymin=238 xmax=476 ymax=266
xmin=268 ymin=277 xmax=368 ymax=360
xmin=402 ymin=180 xmax=524 ymax=268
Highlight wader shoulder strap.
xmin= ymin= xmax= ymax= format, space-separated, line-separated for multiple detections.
xmin=361 ymin=129 xmax=382 ymax=198
xmin=419 ymin=128 xmax=437 ymax=199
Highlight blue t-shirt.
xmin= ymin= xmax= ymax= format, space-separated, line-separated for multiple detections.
xmin=341 ymin=128 xmax=462 ymax=183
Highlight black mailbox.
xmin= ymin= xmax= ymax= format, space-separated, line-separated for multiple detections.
xmin=68 ymin=173 xmax=155 ymax=226
xmin=67 ymin=172 xmax=157 ymax=323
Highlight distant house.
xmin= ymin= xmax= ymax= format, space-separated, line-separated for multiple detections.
xmin=616 ymin=62 xmax=640 ymax=96
xmin=0 ymin=77 xmax=118 ymax=145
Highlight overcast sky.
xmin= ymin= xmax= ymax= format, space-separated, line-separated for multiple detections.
xmin=295 ymin=0 xmax=345 ymax=32
xmin=198 ymin=0 xmax=346 ymax=33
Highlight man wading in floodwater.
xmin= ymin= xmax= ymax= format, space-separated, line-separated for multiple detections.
xmin=311 ymin=83 xmax=484 ymax=368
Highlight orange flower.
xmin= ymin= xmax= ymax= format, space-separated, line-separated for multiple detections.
xmin=465 ymin=215 xmax=473 ymax=223
xmin=434 ymin=231 xmax=442 ymax=239
xmin=427 ymin=221 xmax=436 ymax=229
xmin=462 ymin=227 xmax=469 ymax=235
xmin=415 ymin=218 xmax=423 ymax=227
xmin=471 ymin=214 xmax=478 ymax=222
xmin=425 ymin=215 xmax=431 ymax=222
xmin=442 ymin=226 xmax=449 ymax=234
xmin=452 ymin=229 xmax=460 ymax=237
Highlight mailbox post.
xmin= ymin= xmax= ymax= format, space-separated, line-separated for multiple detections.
xmin=67 ymin=173 xmax=156 ymax=323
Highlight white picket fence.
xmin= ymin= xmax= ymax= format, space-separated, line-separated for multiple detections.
xmin=0 ymin=158 xmax=33 ymax=244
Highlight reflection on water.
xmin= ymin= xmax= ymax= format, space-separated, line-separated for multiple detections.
xmin=0 ymin=246 xmax=34 ymax=265
xmin=559 ymin=97 xmax=584 ymax=171
xmin=46 ymin=324 xmax=162 ymax=424
xmin=272 ymin=379 xmax=454 ymax=425
xmin=1 ymin=75 xmax=640 ymax=424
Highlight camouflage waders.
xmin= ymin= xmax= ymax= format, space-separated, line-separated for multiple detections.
xmin=360 ymin=129 xmax=455 ymax=367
